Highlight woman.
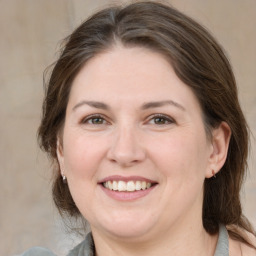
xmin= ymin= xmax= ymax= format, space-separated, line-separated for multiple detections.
xmin=23 ymin=1 xmax=256 ymax=255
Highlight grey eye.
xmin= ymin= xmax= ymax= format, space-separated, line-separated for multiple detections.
xmin=82 ymin=115 xmax=107 ymax=125
xmin=148 ymin=114 xmax=174 ymax=125
xmin=90 ymin=117 xmax=105 ymax=124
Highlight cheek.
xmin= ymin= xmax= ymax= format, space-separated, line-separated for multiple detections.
xmin=62 ymin=133 xmax=105 ymax=214
xmin=149 ymin=130 xmax=208 ymax=212
xmin=148 ymin=129 xmax=209 ymax=181
xmin=63 ymin=132 xmax=106 ymax=180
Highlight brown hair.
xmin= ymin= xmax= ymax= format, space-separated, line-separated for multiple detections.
xmin=38 ymin=0 xmax=255 ymax=246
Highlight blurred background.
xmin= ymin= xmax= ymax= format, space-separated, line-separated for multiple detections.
xmin=0 ymin=0 xmax=255 ymax=255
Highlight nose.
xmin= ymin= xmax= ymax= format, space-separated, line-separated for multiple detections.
xmin=107 ymin=125 xmax=146 ymax=167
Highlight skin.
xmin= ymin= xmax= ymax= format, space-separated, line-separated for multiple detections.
xmin=57 ymin=45 xmax=231 ymax=256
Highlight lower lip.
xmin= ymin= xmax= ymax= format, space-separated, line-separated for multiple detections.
xmin=100 ymin=185 xmax=157 ymax=201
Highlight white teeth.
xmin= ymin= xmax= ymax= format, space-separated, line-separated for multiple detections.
xmin=141 ymin=181 xmax=147 ymax=190
xmin=107 ymin=181 xmax=112 ymax=190
xmin=127 ymin=181 xmax=135 ymax=191
xmin=103 ymin=180 xmax=153 ymax=192
xmin=113 ymin=181 xmax=118 ymax=191
xmin=118 ymin=181 xmax=126 ymax=191
xmin=135 ymin=181 xmax=141 ymax=191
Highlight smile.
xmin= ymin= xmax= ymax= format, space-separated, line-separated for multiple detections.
xmin=99 ymin=176 xmax=158 ymax=201
xmin=103 ymin=180 xmax=153 ymax=192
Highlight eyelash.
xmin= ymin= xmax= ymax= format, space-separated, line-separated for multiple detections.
xmin=81 ymin=114 xmax=108 ymax=125
xmin=147 ymin=114 xmax=175 ymax=125
xmin=80 ymin=114 xmax=175 ymax=126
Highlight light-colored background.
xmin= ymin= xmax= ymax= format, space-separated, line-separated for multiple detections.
xmin=0 ymin=1 xmax=255 ymax=255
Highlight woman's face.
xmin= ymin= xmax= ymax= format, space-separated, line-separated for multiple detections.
xmin=57 ymin=46 xmax=214 ymax=241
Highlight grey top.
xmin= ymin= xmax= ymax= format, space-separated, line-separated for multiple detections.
xmin=214 ymin=224 xmax=229 ymax=256
xmin=21 ymin=224 xmax=229 ymax=256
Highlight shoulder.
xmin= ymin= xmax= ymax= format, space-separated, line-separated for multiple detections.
xmin=20 ymin=233 xmax=93 ymax=256
xmin=229 ymin=239 xmax=256 ymax=256
xmin=67 ymin=232 xmax=94 ymax=256
xmin=240 ymin=231 xmax=256 ymax=256
xmin=21 ymin=247 xmax=57 ymax=256
xmin=228 ymin=227 xmax=256 ymax=256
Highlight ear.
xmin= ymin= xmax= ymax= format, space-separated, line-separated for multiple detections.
xmin=56 ymin=137 xmax=65 ymax=176
xmin=205 ymin=121 xmax=231 ymax=178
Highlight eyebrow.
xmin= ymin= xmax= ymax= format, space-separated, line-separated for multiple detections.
xmin=72 ymin=101 xmax=110 ymax=111
xmin=72 ymin=100 xmax=185 ymax=111
xmin=141 ymin=100 xmax=185 ymax=111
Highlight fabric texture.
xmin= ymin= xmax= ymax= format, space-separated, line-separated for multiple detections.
xmin=214 ymin=224 xmax=229 ymax=256
xmin=21 ymin=224 xmax=229 ymax=256
xmin=21 ymin=247 xmax=57 ymax=256
xmin=67 ymin=232 xmax=95 ymax=256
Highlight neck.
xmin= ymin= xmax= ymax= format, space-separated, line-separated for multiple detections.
xmin=92 ymin=220 xmax=218 ymax=256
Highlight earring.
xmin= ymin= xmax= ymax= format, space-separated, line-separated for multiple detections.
xmin=61 ymin=169 xmax=67 ymax=184
xmin=62 ymin=175 xmax=67 ymax=184
xmin=212 ymin=170 xmax=216 ymax=178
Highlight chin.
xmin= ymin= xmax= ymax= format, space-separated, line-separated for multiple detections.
xmin=103 ymin=224 xmax=153 ymax=240
xmin=91 ymin=212 xmax=158 ymax=240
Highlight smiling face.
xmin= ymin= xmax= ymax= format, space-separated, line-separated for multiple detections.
xmin=57 ymin=46 xmax=215 ymax=241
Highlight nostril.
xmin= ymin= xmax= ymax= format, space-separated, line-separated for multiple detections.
xmin=107 ymin=147 xmax=146 ymax=166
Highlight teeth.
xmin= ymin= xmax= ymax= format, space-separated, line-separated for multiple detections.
xmin=107 ymin=181 xmax=112 ymax=190
xmin=113 ymin=181 xmax=118 ymax=191
xmin=141 ymin=181 xmax=146 ymax=190
xmin=103 ymin=180 xmax=153 ymax=192
xmin=135 ymin=181 xmax=142 ymax=190
xmin=127 ymin=181 xmax=135 ymax=191
xmin=118 ymin=181 xmax=126 ymax=191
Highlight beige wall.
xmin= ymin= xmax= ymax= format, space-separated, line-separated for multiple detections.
xmin=0 ymin=1 xmax=255 ymax=255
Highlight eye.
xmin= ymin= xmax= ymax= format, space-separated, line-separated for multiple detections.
xmin=81 ymin=114 xmax=108 ymax=125
xmin=148 ymin=114 xmax=175 ymax=125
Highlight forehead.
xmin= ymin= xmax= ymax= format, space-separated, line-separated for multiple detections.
xmin=68 ymin=45 xmax=200 ymax=111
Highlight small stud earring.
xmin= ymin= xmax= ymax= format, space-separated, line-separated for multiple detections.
xmin=212 ymin=170 xmax=216 ymax=178
xmin=61 ymin=169 xmax=67 ymax=184
xmin=62 ymin=175 xmax=67 ymax=184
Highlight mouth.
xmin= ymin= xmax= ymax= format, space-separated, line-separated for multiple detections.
xmin=102 ymin=180 xmax=155 ymax=192
xmin=99 ymin=175 xmax=158 ymax=193
xmin=98 ymin=176 xmax=158 ymax=201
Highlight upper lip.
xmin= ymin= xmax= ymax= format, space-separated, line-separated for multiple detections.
xmin=98 ymin=175 xmax=158 ymax=184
